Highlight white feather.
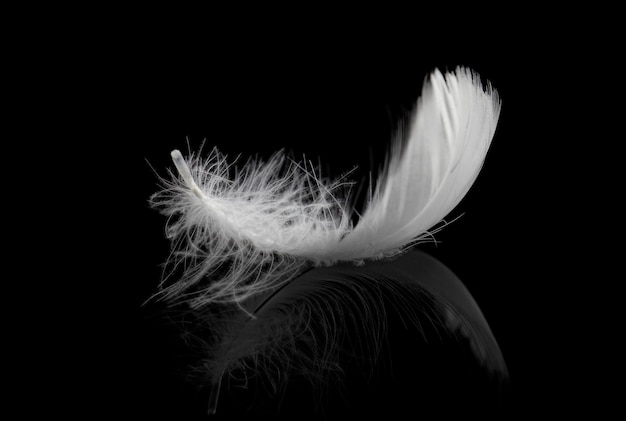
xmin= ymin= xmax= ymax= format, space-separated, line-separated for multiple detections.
xmin=151 ymin=67 xmax=500 ymax=307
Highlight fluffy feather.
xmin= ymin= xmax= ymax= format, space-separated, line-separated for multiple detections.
xmin=150 ymin=67 xmax=505 ymax=415
xmin=151 ymin=67 xmax=500 ymax=307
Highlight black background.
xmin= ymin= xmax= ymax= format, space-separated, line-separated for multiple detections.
xmin=120 ymin=58 xmax=545 ymax=418
xmin=27 ymin=26 xmax=601 ymax=419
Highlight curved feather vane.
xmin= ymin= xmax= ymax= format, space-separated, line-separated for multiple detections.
xmin=332 ymin=67 xmax=500 ymax=260
xmin=150 ymin=67 xmax=500 ymax=307
xmin=204 ymin=250 xmax=507 ymax=414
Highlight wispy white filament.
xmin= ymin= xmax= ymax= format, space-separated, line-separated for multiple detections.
xmin=151 ymin=148 xmax=353 ymax=306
